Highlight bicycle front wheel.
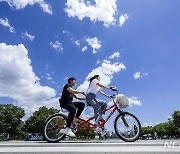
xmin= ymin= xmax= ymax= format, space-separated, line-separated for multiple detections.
xmin=114 ymin=112 xmax=141 ymax=142
xmin=44 ymin=113 xmax=67 ymax=143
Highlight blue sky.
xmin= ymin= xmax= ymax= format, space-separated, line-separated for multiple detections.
xmin=0 ymin=0 xmax=180 ymax=131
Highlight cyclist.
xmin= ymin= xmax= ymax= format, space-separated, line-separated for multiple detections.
xmin=60 ymin=77 xmax=86 ymax=137
xmin=86 ymin=75 xmax=116 ymax=131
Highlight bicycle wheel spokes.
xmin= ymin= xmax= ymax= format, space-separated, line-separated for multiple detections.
xmin=115 ymin=112 xmax=141 ymax=142
xmin=44 ymin=114 xmax=66 ymax=142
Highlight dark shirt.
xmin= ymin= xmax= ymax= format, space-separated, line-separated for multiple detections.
xmin=60 ymin=84 xmax=74 ymax=106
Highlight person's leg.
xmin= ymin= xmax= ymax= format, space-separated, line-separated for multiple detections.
xmin=86 ymin=94 xmax=101 ymax=126
xmin=73 ymin=102 xmax=85 ymax=117
xmin=62 ymin=103 xmax=76 ymax=128
xmin=97 ymin=100 xmax=107 ymax=112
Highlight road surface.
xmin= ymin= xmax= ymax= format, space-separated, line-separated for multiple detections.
xmin=0 ymin=139 xmax=179 ymax=154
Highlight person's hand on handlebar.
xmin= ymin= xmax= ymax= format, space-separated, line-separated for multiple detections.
xmin=81 ymin=92 xmax=87 ymax=96
xmin=108 ymin=95 xmax=115 ymax=99
xmin=110 ymin=86 xmax=116 ymax=90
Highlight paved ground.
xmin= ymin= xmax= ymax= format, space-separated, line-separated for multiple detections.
xmin=0 ymin=139 xmax=180 ymax=154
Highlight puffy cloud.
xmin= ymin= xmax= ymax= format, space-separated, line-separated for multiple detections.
xmin=0 ymin=0 xmax=52 ymax=14
xmin=0 ymin=43 xmax=57 ymax=118
xmin=128 ymin=96 xmax=142 ymax=106
xmin=50 ymin=41 xmax=63 ymax=53
xmin=39 ymin=1 xmax=53 ymax=15
xmin=65 ymin=0 xmax=117 ymax=27
xmin=109 ymin=51 xmax=120 ymax=59
xmin=76 ymin=58 xmax=126 ymax=94
xmin=134 ymin=71 xmax=148 ymax=79
xmin=22 ymin=31 xmax=35 ymax=41
xmin=62 ymin=30 xmax=101 ymax=54
xmin=0 ymin=17 xmax=15 ymax=33
xmin=119 ymin=14 xmax=128 ymax=27
xmin=81 ymin=46 xmax=87 ymax=52
xmin=86 ymin=37 xmax=101 ymax=54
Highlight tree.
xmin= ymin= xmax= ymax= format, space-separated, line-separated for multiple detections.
xmin=141 ymin=110 xmax=180 ymax=139
xmin=0 ymin=104 xmax=25 ymax=139
xmin=172 ymin=111 xmax=180 ymax=129
xmin=23 ymin=106 xmax=59 ymax=134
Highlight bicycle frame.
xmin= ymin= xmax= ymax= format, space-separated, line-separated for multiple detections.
xmin=74 ymin=101 xmax=120 ymax=130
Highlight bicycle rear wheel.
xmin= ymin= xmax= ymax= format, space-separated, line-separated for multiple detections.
xmin=44 ymin=113 xmax=67 ymax=143
xmin=114 ymin=112 xmax=141 ymax=142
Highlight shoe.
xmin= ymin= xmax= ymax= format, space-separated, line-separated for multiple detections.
xmin=99 ymin=116 xmax=105 ymax=122
xmin=73 ymin=118 xmax=81 ymax=123
xmin=94 ymin=127 xmax=102 ymax=133
xmin=60 ymin=128 xmax=76 ymax=137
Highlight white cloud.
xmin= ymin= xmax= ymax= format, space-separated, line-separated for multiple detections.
xmin=119 ymin=14 xmax=128 ymax=27
xmin=134 ymin=71 xmax=148 ymax=79
xmin=0 ymin=43 xmax=57 ymax=118
xmin=109 ymin=51 xmax=120 ymax=59
xmin=143 ymin=122 xmax=159 ymax=127
xmin=46 ymin=73 xmax=52 ymax=81
xmin=62 ymin=30 xmax=101 ymax=54
xmin=96 ymin=60 xmax=100 ymax=64
xmin=128 ymin=96 xmax=142 ymax=106
xmin=0 ymin=0 xmax=52 ymax=14
xmin=0 ymin=17 xmax=15 ymax=33
xmin=22 ymin=31 xmax=35 ymax=41
xmin=86 ymin=37 xmax=101 ymax=54
xmin=76 ymin=58 xmax=126 ymax=95
xmin=65 ymin=0 xmax=117 ymax=27
xmin=81 ymin=46 xmax=87 ymax=52
xmin=74 ymin=40 xmax=80 ymax=47
xmin=50 ymin=41 xmax=63 ymax=53
xmin=39 ymin=1 xmax=53 ymax=15
xmin=134 ymin=72 xmax=141 ymax=79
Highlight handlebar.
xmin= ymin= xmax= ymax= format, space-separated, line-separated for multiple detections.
xmin=111 ymin=88 xmax=117 ymax=91
xmin=109 ymin=88 xmax=118 ymax=99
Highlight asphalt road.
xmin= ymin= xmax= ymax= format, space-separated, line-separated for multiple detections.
xmin=0 ymin=139 xmax=179 ymax=154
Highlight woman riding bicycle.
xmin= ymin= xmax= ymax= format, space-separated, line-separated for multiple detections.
xmin=86 ymin=75 xmax=116 ymax=131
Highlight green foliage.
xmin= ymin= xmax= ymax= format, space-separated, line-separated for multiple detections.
xmin=142 ymin=110 xmax=180 ymax=138
xmin=0 ymin=104 xmax=25 ymax=139
xmin=23 ymin=106 xmax=59 ymax=134
xmin=172 ymin=110 xmax=180 ymax=128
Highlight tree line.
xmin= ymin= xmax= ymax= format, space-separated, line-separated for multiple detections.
xmin=141 ymin=111 xmax=180 ymax=139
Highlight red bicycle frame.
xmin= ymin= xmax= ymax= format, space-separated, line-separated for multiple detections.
xmin=74 ymin=103 xmax=118 ymax=130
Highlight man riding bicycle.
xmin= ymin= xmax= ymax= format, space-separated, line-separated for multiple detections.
xmin=59 ymin=77 xmax=86 ymax=137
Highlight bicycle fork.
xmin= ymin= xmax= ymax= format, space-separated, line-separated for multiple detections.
xmin=117 ymin=109 xmax=129 ymax=127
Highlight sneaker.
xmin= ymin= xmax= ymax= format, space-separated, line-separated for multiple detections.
xmin=94 ymin=127 xmax=102 ymax=133
xmin=99 ymin=116 xmax=105 ymax=122
xmin=60 ymin=128 xmax=76 ymax=137
xmin=73 ymin=118 xmax=81 ymax=123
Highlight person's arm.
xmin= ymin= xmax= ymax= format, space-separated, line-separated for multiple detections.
xmin=67 ymin=87 xmax=86 ymax=96
xmin=97 ymin=83 xmax=116 ymax=90
xmin=98 ymin=90 xmax=110 ymax=98
xmin=73 ymin=94 xmax=86 ymax=100
xmin=96 ymin=83 xmax=110 ymax=89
